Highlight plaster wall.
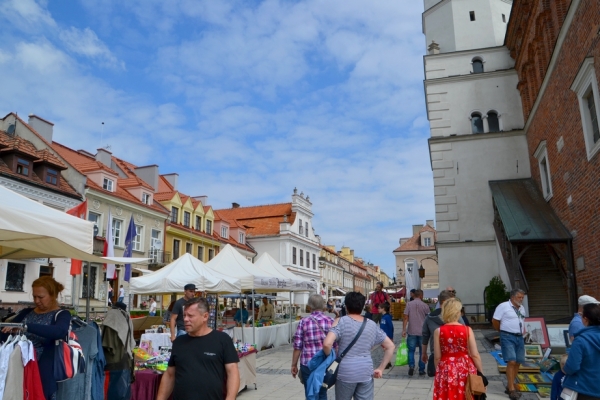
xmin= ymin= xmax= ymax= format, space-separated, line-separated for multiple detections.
xmin=425 ymin=47 xmax=514 ymax=79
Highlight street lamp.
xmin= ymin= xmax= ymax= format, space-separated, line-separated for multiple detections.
xmin=418 ymin=264 xmax=426 ymax=279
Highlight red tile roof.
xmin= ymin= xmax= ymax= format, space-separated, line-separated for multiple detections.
xmin=393 ymin=224 xmax=437 ymax=252
xmin=34 ymin=149 xmax=67 ymax=169
xmin=215 ymin=203 xmax=295 ymax=236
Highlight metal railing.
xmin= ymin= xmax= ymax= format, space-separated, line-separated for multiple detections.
xmin=147 ymin=250 xmax=171 ymax=268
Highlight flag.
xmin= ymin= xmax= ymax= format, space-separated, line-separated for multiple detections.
xmin=104 ymin=208 xmax=116 ymax=280
xmin=66 ymin=200 xmax=87 ymax=275
xmin=123 ymin=215 xmax=136 ymax=282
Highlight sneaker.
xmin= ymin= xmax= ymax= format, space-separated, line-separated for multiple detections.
xmin=408 ymin=367 xmax=414 ymax=376
xmin=385 ymin=363 xmax=392 ymax=369
xmin=419 ymin=371 xmax=426 ymax=376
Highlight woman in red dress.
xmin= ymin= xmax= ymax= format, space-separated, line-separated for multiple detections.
xmin=433 ymin=299 xmax=484 ymax=400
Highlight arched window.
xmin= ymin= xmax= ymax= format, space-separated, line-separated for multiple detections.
xmin=471 ymin=113 xmax=484 ymax=133
xmin=472 ymin=59 xmax=484 ymax=74
xmin=487 ymin=111 xmax=500 ymax=132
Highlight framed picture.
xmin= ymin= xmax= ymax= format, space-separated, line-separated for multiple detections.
xmin=546 ymin=324 xmax=569 ymax=348
xmin=524 ymin=344 xmax=543 ymax=358
xmin=523 ymin=317 xmax=549 ymax=348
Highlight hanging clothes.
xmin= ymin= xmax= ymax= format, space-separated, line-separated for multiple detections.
xmin=3 ymin=344 xmax=24 ymax=400
xmin=0 ymin=338 xmax=16 ymax=398
xmin=102 ymin=308 xmax=134 ymax=400
xmin=19 ymin=339 xmax=45 ymax=400
xmin=89 ymin=322 xmax=105 ymax=400
xmin=57 ymin=321 xmax=99 ymax=400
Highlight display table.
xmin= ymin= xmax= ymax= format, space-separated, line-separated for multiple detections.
xmin=132 ymin=370 xmax=172 ymax=400
xmin=233 ymin=321 xmax=300 ymax=349
xmin=238 ymin=350 xmax=257 ymax=392
xmin=140 ymin=333 xmax=171 ymax=350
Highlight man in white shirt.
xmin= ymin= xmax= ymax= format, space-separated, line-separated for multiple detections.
xmin=257 ymin=297 xmax=274 ymax=321
xmin=149 ymin=297 xmax=157 ymax=316
xmin=492 ymin=288 xmax=526 ymax=400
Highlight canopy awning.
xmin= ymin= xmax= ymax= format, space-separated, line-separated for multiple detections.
xmin=489 ymin=179 xmax=572 ymax=242
xmin=333 ymin=287 xmax=346 ymax=294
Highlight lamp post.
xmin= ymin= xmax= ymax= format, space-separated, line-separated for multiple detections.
xmin=419 ymin=255 xmax=437 ymax=291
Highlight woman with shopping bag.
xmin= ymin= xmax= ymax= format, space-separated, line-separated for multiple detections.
xmin=433 ymin=299 xmax=485 ymax=400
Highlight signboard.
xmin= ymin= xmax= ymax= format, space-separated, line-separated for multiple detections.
xmin=422 ymin=283 xmax=439 ymax=289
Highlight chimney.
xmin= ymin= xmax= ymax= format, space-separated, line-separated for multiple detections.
xmin=426 ymin=219 xmax=435 ymax=228
xmin=193 ymin=196 xmax=208 ymax=206
xmin=95 ymin=148 xmax=112 ymax=168
xmin=399 ymin=237 xmax=410 ymax=246
xmin=232 ymin=202 xmax=240 ymax=208
xmin=412 ymin=224 xmax=423 ymax=236
xmin=163 ymin=173 xmax=179 ymax=191
xmin=28 ymin=115 xmax=54 ymax=143
xmin=428 ymin=40 xmax=440 ymax=55
xmin=135 ymin=165 xmax=159 ymax=191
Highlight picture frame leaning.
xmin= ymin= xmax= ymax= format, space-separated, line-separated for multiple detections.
xmin=523 ymin=317 xmax=549 ymax=348
xmin=523 ymin=344 xmax=544 ymax=358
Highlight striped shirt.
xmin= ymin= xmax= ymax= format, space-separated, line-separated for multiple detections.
xmin=331 ymin=316 xmax=387 ymax=383
xmin=293 ymin=312 xmax=335 ymax=366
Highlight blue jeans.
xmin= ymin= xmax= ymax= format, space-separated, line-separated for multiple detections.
xmin=177 ymin=329 xmax=187 ymax=337
xmin=500 ymin=331 xmax=525 ymax=364
xmin=407 ymin=334 xmax=425 ymax=372
xmin=300 ymin=364 xmax=327 ymax=400
xmin=118 ymin=296 xmax=124 ymax=303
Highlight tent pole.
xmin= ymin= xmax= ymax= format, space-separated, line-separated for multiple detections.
xmin=289 ymin=291 xmax=292 ymax=344
xmin=240 ymin=292 xmax=244 ymax=344
xmin=252 ymin=289 xmax=255 ymax=347
xmin=85 ymin=262 xmax=90 ymax=321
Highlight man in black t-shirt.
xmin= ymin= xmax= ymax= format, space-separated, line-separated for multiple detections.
xmin=158 ymin=297 xmax=240 ymax=400
xmin=170 ymin=283 xmax=197 ymax=342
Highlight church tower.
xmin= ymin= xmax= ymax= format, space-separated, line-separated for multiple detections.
xmin=422 ymin=0 xmax=531 ymax=307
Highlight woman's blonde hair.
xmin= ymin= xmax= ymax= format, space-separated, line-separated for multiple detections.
xmin=441 ymin=298 xmax=462 ymax=323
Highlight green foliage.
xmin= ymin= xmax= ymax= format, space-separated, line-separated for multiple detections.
xmin=485 ymin=275 xmax=510 ymax=307
xmin=130 ymin=310 xmax=150 ymax=317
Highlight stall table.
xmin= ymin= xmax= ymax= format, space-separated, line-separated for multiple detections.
xmin=132 ymin=370 xmax=172 ymax=400
xmin=238 ymin=350 xmax=257 ymax=392
xmin=232 ymin=321 xmax=300 ymax=350
xmin=140 ymin=332 xmax=171 ymax=351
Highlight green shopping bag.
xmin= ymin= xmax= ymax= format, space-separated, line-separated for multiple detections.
xmin=395 ymin=339 xmax=408 ymax=366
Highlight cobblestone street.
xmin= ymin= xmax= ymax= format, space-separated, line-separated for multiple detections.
xmin=237 ymin=320 xmax=540 ymax=399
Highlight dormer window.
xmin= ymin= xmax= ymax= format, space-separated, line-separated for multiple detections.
xmin=103 ymin=177 xmax=114 ymax=192
xmin=299 ymin=219 xmax=304 ymax=235
xmin=142 ymin=193 xmax=150 ymax=204
xmin=16 ymin=158 xmax=30 ymax=176
xmin=46 ymin=168 xmax=58 ymax=185
xmin=221 ymin=226 xmax=229 ymax=238
xmin=183 ymin=211 xmax=191 ymax=227
xmin=424 ymin=237 xmax=432 ymax=247
xmin=239 ymin=232 xmax=245 ymax=244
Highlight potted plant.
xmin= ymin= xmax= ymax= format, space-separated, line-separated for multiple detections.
xmin=485 ymin=276 xmax=510 ymax=321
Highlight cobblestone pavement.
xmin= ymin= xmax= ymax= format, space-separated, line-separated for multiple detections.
xmin=236 ymin=320 xmax=542 ymax=399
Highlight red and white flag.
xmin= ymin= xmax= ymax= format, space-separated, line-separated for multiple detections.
xmin=104 ymin=208 xmax=116 ymax=280
xmin=66 ymin=200 xmax=87 ymax=276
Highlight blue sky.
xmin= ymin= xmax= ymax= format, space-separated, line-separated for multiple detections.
xmin=0 ymin=0 xmax=433 ymax=278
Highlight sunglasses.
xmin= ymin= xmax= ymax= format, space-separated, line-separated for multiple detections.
xmin=449 ymin=290 xmax=456 ymax=294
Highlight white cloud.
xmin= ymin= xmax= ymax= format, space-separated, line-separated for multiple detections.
xmin=59 ymin=27 xmax=124 ymax=69
xmin=0 ymin=0 xmax=56 ymax=33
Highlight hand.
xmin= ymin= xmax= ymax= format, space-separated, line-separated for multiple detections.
xmin=373 ymin=369 xmax=383 ymax=379
xmin=1 ymin=327 xmax=16 ymax=334
xmin=402 ymin=331 xmax=407 ymax=337
xmin=170 ymin=334 xmax=176 ymax=342
xmin=422 ymin=353 xmax=428 ymax=364
xmin=291 ymin=365 xmax=298 ymax=379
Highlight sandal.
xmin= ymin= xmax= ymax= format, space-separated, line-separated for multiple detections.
xmin=505 ymin=390 xmax=521 ymax=400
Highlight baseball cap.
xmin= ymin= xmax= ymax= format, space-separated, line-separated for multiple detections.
xmin=184 ymin=283 xmax=197 ymax=291
xmin=578 ymin=295 xmax=600 ymax=306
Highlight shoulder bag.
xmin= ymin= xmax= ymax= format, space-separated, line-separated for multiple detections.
xmin=322 ymin=317 xmax=368 ymax=389
xmin=560 ymin=388 xmax=578 ymax=400
xmin=53 ymin=310 xmax=86 ymax=381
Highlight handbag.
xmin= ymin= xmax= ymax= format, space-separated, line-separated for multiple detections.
xmin=53 ymin=311 xmax=86 ymax=381
xmin=427 ymin=353 xmax=436 ymax=377
xmin=465 ymin=327 xmax=486 ymax=398
xmin=322 ymin=317 xmax=368 ymax=389
xmin=560 ymin=388 xmax=578 ymax=400
xmin=395 ymin=338 xmax=408 ymax=366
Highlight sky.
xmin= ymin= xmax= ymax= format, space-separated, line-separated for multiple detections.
xmin=0 ymin=0 xmax=433 ymax=278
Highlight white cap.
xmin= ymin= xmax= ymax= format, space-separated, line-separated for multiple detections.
xmin=578 ymin=295 xmax=600 ymax=306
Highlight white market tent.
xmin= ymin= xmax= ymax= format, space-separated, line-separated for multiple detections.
xmin=129 ymin=253 xmax=241 ymax=294
xmin=253 ymin=252 xmax=317 ymax=291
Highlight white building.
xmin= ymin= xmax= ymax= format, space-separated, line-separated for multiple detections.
xmin=215 ymin=188 xmax=322 ymax=304
xmin=422 ymin=0 xmax=531 ymax=306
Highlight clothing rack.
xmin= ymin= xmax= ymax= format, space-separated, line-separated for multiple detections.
xmin=0 ymin=322 xmax=27 ymax=331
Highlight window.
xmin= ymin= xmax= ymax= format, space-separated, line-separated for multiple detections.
xmin=197 ymin=246 xmax=204 ymax=261
xmin=102 ymin=177 xmax=114 ymax=192
xmin=300 ymin=249 xmax=304 ymax=267
xmin=133 ymin=225 xmax=143 ymax=251
xmin=299 ymin=219 xmax=303 ymax=235
xmin=534 ymin=141 xmax=553 ymax=200
xmin=239 ymin=232 xmax=245 ymax=244
xmin=571 ymin=58 xmax=600 ymax=159
xmin=39 ymin=264 xmax=54 ymax=278
xmin=171 ymin=207 xmax=179 ymax=224
xmin=195 ymin=216 xmax=202 ymax=231
xmin=112 ymin=218 xmax=122 ymax=247
xmin=173 ymin=239 xmax=181 ymax=260
xmin=151 ymin=229 xmax=161 ymax=249
xmin=471 ymin=112 xmax=484 ymax=134
xmin=502 ymin=14 xmax=506 ymax=23
xmin=142 ymin=193 xmax=150 ymax=204
xmin=206 ymin=220 xmax=212 ymax=234
xmin=82 ymin=265 xmax=97 ymax=298
xmin=469 ymin=11 xmax=475 ymax=21
xmin=5 ymin=262 xmax=25 ymax=291
xmin=293 ymin=247 xmax=297 ymax=264
xmin=88 ymin=211 xmax=101 ymax=236
xmin=46 ymin=169 xmax=58 ymax=185
xmin=313 ymin=254 xmax=316 ymax=270
xmin=16 ymin=158 xmax=29 ymax=176
xmin=487 ymin=111 xmax=500 ymax=132
xmin=472 ymin=59 xmax=484 ymax=74
xmin=305 ymin=222 xmax=309 ymax=237
xmin=221 ymin=226 xmax=229 ymax=238
xmin=208 ymin=248 xmax=214 ymax=260
xmin=183 ymin=211 xmax=191 ymax=227
xmin=186 ymin=243 xmax=192 ymax=254
xmin=307 ymin=252 xmax=310 ymax=268
xmin=424 ymin=237 xmax=432 ymax=247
